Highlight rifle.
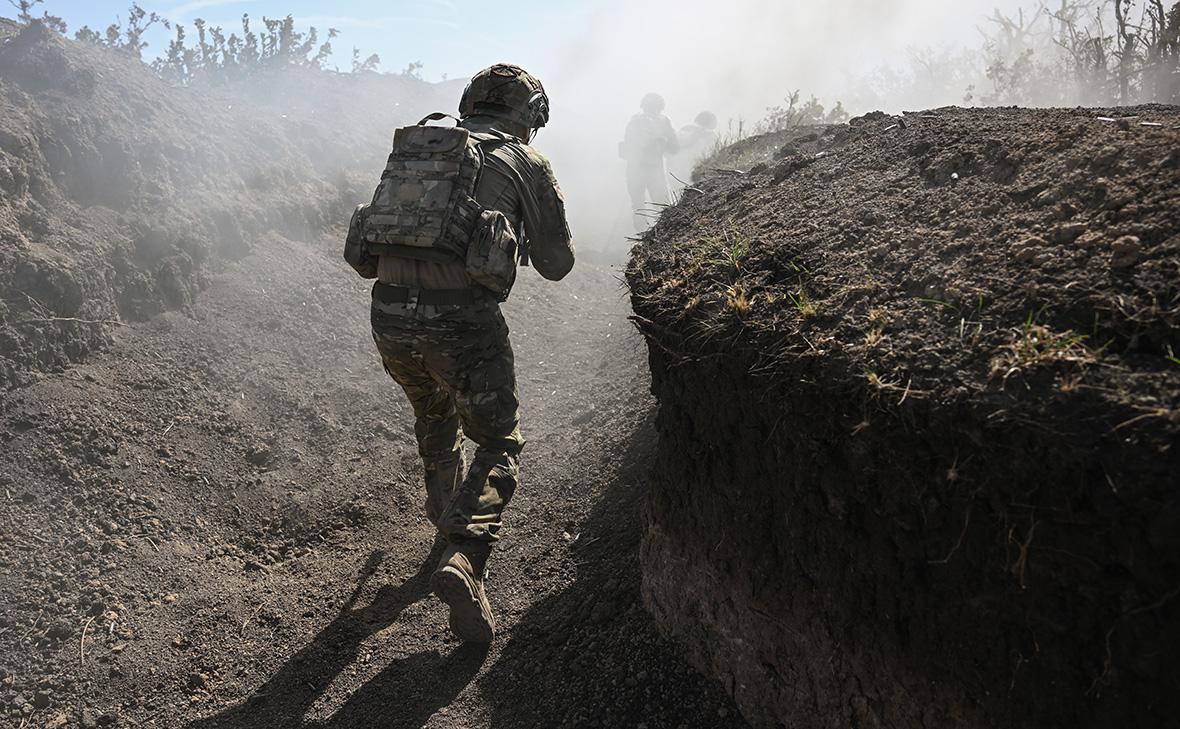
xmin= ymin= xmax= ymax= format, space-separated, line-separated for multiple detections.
xmin=519 ymin=224 xmax=531 ymax=267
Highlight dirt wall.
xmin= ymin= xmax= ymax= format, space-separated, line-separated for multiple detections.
xmin=0 ymin=20 xmax=453 ymax=390
xmin=629 ymin=107 xmax=1180 ymax=728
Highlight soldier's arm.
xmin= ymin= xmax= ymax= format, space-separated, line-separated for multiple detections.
xmin=522 ymin=154 xmax=575 ymax=281
xmin=661 ymin=117 xmax=680 ymax=156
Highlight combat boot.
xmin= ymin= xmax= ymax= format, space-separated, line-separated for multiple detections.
xmin=430 ymin=543 xmax=495 ymax=643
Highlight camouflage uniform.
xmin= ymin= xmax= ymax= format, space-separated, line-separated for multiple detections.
xmin=370 ymin=115 xmax=574 ymax=563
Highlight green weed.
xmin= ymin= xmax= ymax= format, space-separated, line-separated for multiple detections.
xmin=687 ymin=227 xmax=752 ymax=279
xmin=917 ymin=297 xmax=960 ymax=312
xmin=787 ymin=288 xmax=818 ymax=318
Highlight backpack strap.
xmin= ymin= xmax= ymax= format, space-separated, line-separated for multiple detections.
xmin=418 ymin=112 xmax=460 ymax=126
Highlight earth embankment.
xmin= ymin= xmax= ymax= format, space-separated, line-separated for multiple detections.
xmin=0 ymin=20 xmax=455 ymax=390
xmin=627 ymin=106 xmax=1180 ymax=728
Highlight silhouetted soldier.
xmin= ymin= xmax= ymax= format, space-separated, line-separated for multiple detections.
xmin=345 ymin=63 xmax=574 ymax=643
xmin=670 ymin=110 xmax=719 ymax=188
xmin=619 ymin=92 xmax=678 ymax=231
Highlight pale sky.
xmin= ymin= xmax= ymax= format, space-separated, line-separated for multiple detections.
xmin=42 ymin=0 xmax=593 ymax=79
xmin=41 ymin=0 xmax=1033 ymax=82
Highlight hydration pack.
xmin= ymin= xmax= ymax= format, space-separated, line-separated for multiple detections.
xmin=361 ymin=113 xmax=490 ymax=263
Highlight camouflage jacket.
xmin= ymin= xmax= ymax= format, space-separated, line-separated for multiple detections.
xmin=621 ymin=112 xmax=679 ymax=168
xmin=377 ymin=116 xmax=575 ymax=289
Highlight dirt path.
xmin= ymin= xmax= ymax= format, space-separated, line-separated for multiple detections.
xmin=0 ymin=230 xmax=747 ymax=728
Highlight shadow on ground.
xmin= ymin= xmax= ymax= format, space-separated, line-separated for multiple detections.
xmin=479 ymin=410 xmax=749 ymax=729
xmin=185 ymin=543 xmax=489 ymax=729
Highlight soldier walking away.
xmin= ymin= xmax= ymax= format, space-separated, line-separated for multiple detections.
xmin=344 ymin=63 xmax=575 ymax=643
xmin=669 ymin=110 xmax=719 ymax=190
xmin=619 ymin=92 xmax=679 ymax=231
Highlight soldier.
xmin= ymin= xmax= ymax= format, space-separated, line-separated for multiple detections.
xmin=670 ymin=110 xmax=719 ymax=189
xmin=619 ymin=92 xmax=679 ymax=231
xmin=345 ymin=63 xmax=574 ymax=643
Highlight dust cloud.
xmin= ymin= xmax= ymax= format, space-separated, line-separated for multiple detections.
xmin=531 ymin=0 xmax=1037 ymax=251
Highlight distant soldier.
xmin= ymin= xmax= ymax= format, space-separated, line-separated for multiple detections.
xmin=345 ymin=63 xmax=575 ymax=643
xmin=670 ymin=110 xmax=719 ymax=188
xmin=619 ymin=92 xmax=679 ymax=231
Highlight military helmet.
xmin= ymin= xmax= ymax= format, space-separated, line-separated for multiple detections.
xmin=640 ymin=92 xmax=665 ymax=114
xmin=459 ymin=63 xmax=550 ymax=130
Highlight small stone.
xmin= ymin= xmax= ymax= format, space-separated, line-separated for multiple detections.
xmin=1074 ymin=230 xmax=1104 ymax=248
xmin=1110 ymin=235 xmax=1142 ymax=268
xmin=1033 ymin=187 xmax=1059 ymax=205
xmin=81 ymin=708 xmax=98 ymax=728
xmin=718 ymin=706 xmax=730 ymax=718
xmin=33 ymin=690 xmax=51 ymax=708
xmin=1052 ymin=222 xmax=1087 ymax=243
xmin=162 ymin=593 xmax=178 ymax=604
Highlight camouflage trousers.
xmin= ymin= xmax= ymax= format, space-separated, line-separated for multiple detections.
xmin=626 ymin=162 xmax=670 ymax=231
xmin=371 ymin=287 xmax=524 ymax=552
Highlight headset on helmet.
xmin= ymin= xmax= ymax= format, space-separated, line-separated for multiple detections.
xmin=459 ymin=63 xmax=550 ymax=131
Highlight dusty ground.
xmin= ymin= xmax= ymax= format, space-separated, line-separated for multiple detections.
xmin=0 ymin=228 xmax=748 ymax=728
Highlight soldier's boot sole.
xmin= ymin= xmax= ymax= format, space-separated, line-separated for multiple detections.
xmin=431 ymin=565 xmax=495 ymax=644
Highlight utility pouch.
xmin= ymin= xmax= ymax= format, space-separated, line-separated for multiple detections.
xmin=465 ymin=209 xmax=518 ymax=302
xmin=344 ymin=204 xmax=378 ymax=279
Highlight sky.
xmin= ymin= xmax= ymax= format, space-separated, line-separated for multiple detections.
xmin=40 ymin=0 xmax=1032 ymax=83
xmin=40 ymin=0 xmax=594 ymax=79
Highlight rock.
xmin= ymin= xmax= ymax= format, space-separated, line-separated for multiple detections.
xmin=1051 ymin=222 xmax=1087 ymax=243
xmin=1012 ymin=235 xmax=1045 ymax=249
xmin=33 ymin=689 xmax=51 ymax=708
xmin=1074 ymin=230 xmax=1105 ymax=248
xmin=81 ymin=708 xmax=99 ymax=728
xmin=1011 ymin=235 xmax=1045 ymax=262
xmin=1110 ymin=235 xmax=1142 ymax=268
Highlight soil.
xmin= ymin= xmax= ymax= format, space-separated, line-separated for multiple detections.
xmin=0 ymin=230 xmax=749 ymax=729
xmin=0 ymin=21 xmax=453 ymax=391
xmin=0 ymin=21 xmax=748 ymax=729
xmin=628 ymin=107 xmax=1179 ymax=728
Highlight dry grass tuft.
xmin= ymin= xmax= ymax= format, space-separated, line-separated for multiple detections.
xmin=992 ymin=320 xmax=1095 ymax=380
xmin=724 ymin=284 xmax=753 ymax=316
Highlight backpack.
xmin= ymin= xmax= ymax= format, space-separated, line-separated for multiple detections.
xmin=361 ymin=113 xmax=489 ymax=263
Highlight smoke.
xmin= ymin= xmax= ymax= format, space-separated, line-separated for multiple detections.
xmin=533 ymin=0 xmax=1035 ymax=251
